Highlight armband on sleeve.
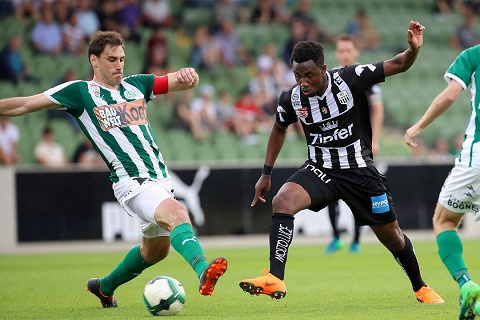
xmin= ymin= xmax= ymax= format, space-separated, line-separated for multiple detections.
xmin=153 ymin=75 xmax=169 ymax=94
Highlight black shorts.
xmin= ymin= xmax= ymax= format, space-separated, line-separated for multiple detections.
xmin=287 ymin=160 xmax=397 ymax=226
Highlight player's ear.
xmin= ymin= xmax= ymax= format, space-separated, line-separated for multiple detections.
xmin=320 ymin=64 xmax=327 ymax=74
xmin=89 ymin=54 xmax=97 ymax=67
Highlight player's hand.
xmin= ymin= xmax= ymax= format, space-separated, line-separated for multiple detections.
xmin=407 ymin=20 xmax=425 ymax=50
xmin=251 ymin=175 xmax=271 ymax=207
xmin=175 ymin=68 xmax=198 ymax=86
xmin=404 ymin=124 xmax=424 ymax=148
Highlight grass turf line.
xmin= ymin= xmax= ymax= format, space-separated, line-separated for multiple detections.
xmin=0 ymin=240 xmax=478 ymax=319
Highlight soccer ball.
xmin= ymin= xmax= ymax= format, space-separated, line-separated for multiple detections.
xmin=143 ymin=276 xmax=186 ymax=316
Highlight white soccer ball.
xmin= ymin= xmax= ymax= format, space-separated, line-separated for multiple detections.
xmin=143 ymin=276 xmax=186 ymax=316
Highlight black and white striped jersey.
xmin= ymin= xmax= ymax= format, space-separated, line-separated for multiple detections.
xmin=276 ymin=62 xmax=385 ymax=169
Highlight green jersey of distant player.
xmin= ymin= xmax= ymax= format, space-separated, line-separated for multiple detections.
xmin=43 ymin=74 xmax=168 ymax=182
xmin=444 ymin=44 xmax=480 ymax=168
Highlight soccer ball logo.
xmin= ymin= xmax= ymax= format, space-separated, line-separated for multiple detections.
xmin=143 ymin=276 xmax=186 ymax=316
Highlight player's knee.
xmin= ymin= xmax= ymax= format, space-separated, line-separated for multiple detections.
xmin=272 ymin=193 xmax=296 ymax=213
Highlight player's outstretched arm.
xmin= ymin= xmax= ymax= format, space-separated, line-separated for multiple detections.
xmin=0 ymin=94 xmax=57 ymax=117
xmin=404 ymin=80 xmax=462 ymax=148
xmin=167 ymin=67 xmax=199 ymax=92
xmin=251 ymin=122 xmax=288 ymax=207
xmin=384 ymin=21 xmax=425 ymax=77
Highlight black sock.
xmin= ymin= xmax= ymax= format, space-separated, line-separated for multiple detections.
xmin=269 ymin=213 xmax=294 ymax=280
xmin=391 ymin=234 xmax=426 ymax=291
xmin=328 ymin=202 xmax=340 ymax=239
xmin=353 ymin=222 xmax=360 ymax=243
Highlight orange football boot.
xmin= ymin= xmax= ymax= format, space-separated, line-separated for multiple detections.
xmin=414 ymin=286 xmax=444 ymax=304
xmin=239 ymin=268 xmax=287 ymax=300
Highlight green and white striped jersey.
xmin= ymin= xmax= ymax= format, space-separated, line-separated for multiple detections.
xmin=43 ymin=74 xmax=168 ymax=182
xmin=445 ymin=44 xmax=480 ymax=168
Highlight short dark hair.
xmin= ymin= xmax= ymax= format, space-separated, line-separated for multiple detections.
xmin=88 ymin=31 xmax=125 ymax=61
xmin=335 ymin=34 xmax=358 ymax=48
xmin=290 ymin=40 xmax=325 ymax=67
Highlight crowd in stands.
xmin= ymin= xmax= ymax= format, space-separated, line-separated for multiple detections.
xmin=0 ymin=0 xmax=478 ymax=167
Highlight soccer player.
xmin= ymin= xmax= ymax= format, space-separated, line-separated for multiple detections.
xmin=325 ymin=34 xmax=385 ymax=254
xmin=239 ymin=21 xmax=444 ymax=304
xmin=404 ymin=44 xmax=480 ymax=320
xmin=0 ymin=31 xmax=227 ymax=308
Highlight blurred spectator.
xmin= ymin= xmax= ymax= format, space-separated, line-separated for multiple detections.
xmin=271 ymin=0 xmax=291 ymax=24
xmin=72 ymin=137 xmax=103 ymax=167
xmin=215 ymin=21 xmax=248 ymax=67
xmin=144 ymin=44 xmax=171 ymax=76
xmin=216 ymin=89 xmax=235 ymax=132
xmin=99 ymin=0 xmax=142 ymax=43
xmin=47 ymin=70 xmax=80 ymax=131
xmin=189 ymin=85 xmax=218 ymax=141
xmin=52 ymin=0 xmax=71 ymax=25
xmin=117 ymin=0 xmax=142 ymax=42
xmin=212 ymin=0 xmax=237 ymax=31
xmin=249 ymin=68 xmax=276 ymax=119
xmin=461 ymin=0 xmax=480 ymax=15
xmin=170 ymin=90 xmax=194 ymax=131
xmin=34 ymin=126 xmax=68 ymax=168
xmin=251 ymin=0 xmax=275 ymax=24
xmin=143 ymin=0 xmax=175 ymax=28
xmin=31 ymin=6 xmax=63 ymax=56
xmin=62 ymin=11 xmax=86 ymax=57
xmin=450 ymin=4 xmax=479 ymax=50
xmin=282 ymin=19 xmax=307 ymax=66
xmin=291 ymin=0 xmax=333 ymax=43
xmin=433 ymin=0 xmax=457 ymax=16
xmin=232 ymin=89 xmax=261 ymax=144
xmin=147 ymin=26 xmax=168 ymax=57
xmin=0 ymin=35 xmax=37 ymax=85
xmin=12 ymin=0 xmax=40 ymax=25
xmin=0 ymin=117 xmax=21 ymax=165
xmin=429 ymin=137 xmax=454 ymax=163
xmin=190 ymin=24 xmax=221 ymax=70
xmin=75 ymin=0 xmax=100 ymax=39
xmin=346 ymin=9 xmax=380 ymax=50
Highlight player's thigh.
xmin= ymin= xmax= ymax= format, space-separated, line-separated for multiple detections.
xmin=334 ymin=166 xmax=397 ymax=226
xmin=141 ymin=236 xmax=171 ymax=264
xmin=282 ymin=161 xmax=339 ymax=214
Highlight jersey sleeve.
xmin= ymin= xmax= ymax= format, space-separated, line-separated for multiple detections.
xmin=444 ymin=45 xmax=480 ymax=89
xmin=43 ymin=80 xmax=85 ymax=117
xmin=123 ymin=74 xmax=156 ymax=102
xmin=341 ymin=62 xmax=385 ymax=92
xmin=275 ymin=89 xmax=298 ymax=127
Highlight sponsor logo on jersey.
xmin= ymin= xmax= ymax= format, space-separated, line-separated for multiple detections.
xmin=320 ymin=120 xmax=338 ymax=131
xmin=447 ymin=195 xmax=480 ymax=213
xmin=124 ymin=90 xmax=136 ymax=99
xmin=292 ymin=93 xmax=300 ymax=101
xmin=297 ymin=107 xmax=308 ymax=118
xmin=310 ymin=123 xmax=353 ymax=144
xmin=94 ymin=99 xmax=147 ymax=131
xmin=337 ymin=91 xmax=350 ymax=104
xmin=90 ymin=83 xmax=101 ymax=97
xmin=371 ymin=193 xmax=390 ymax=214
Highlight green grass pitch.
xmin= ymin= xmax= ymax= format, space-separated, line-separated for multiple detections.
xmin=0 ymin=239 xmax=478 ymax=319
